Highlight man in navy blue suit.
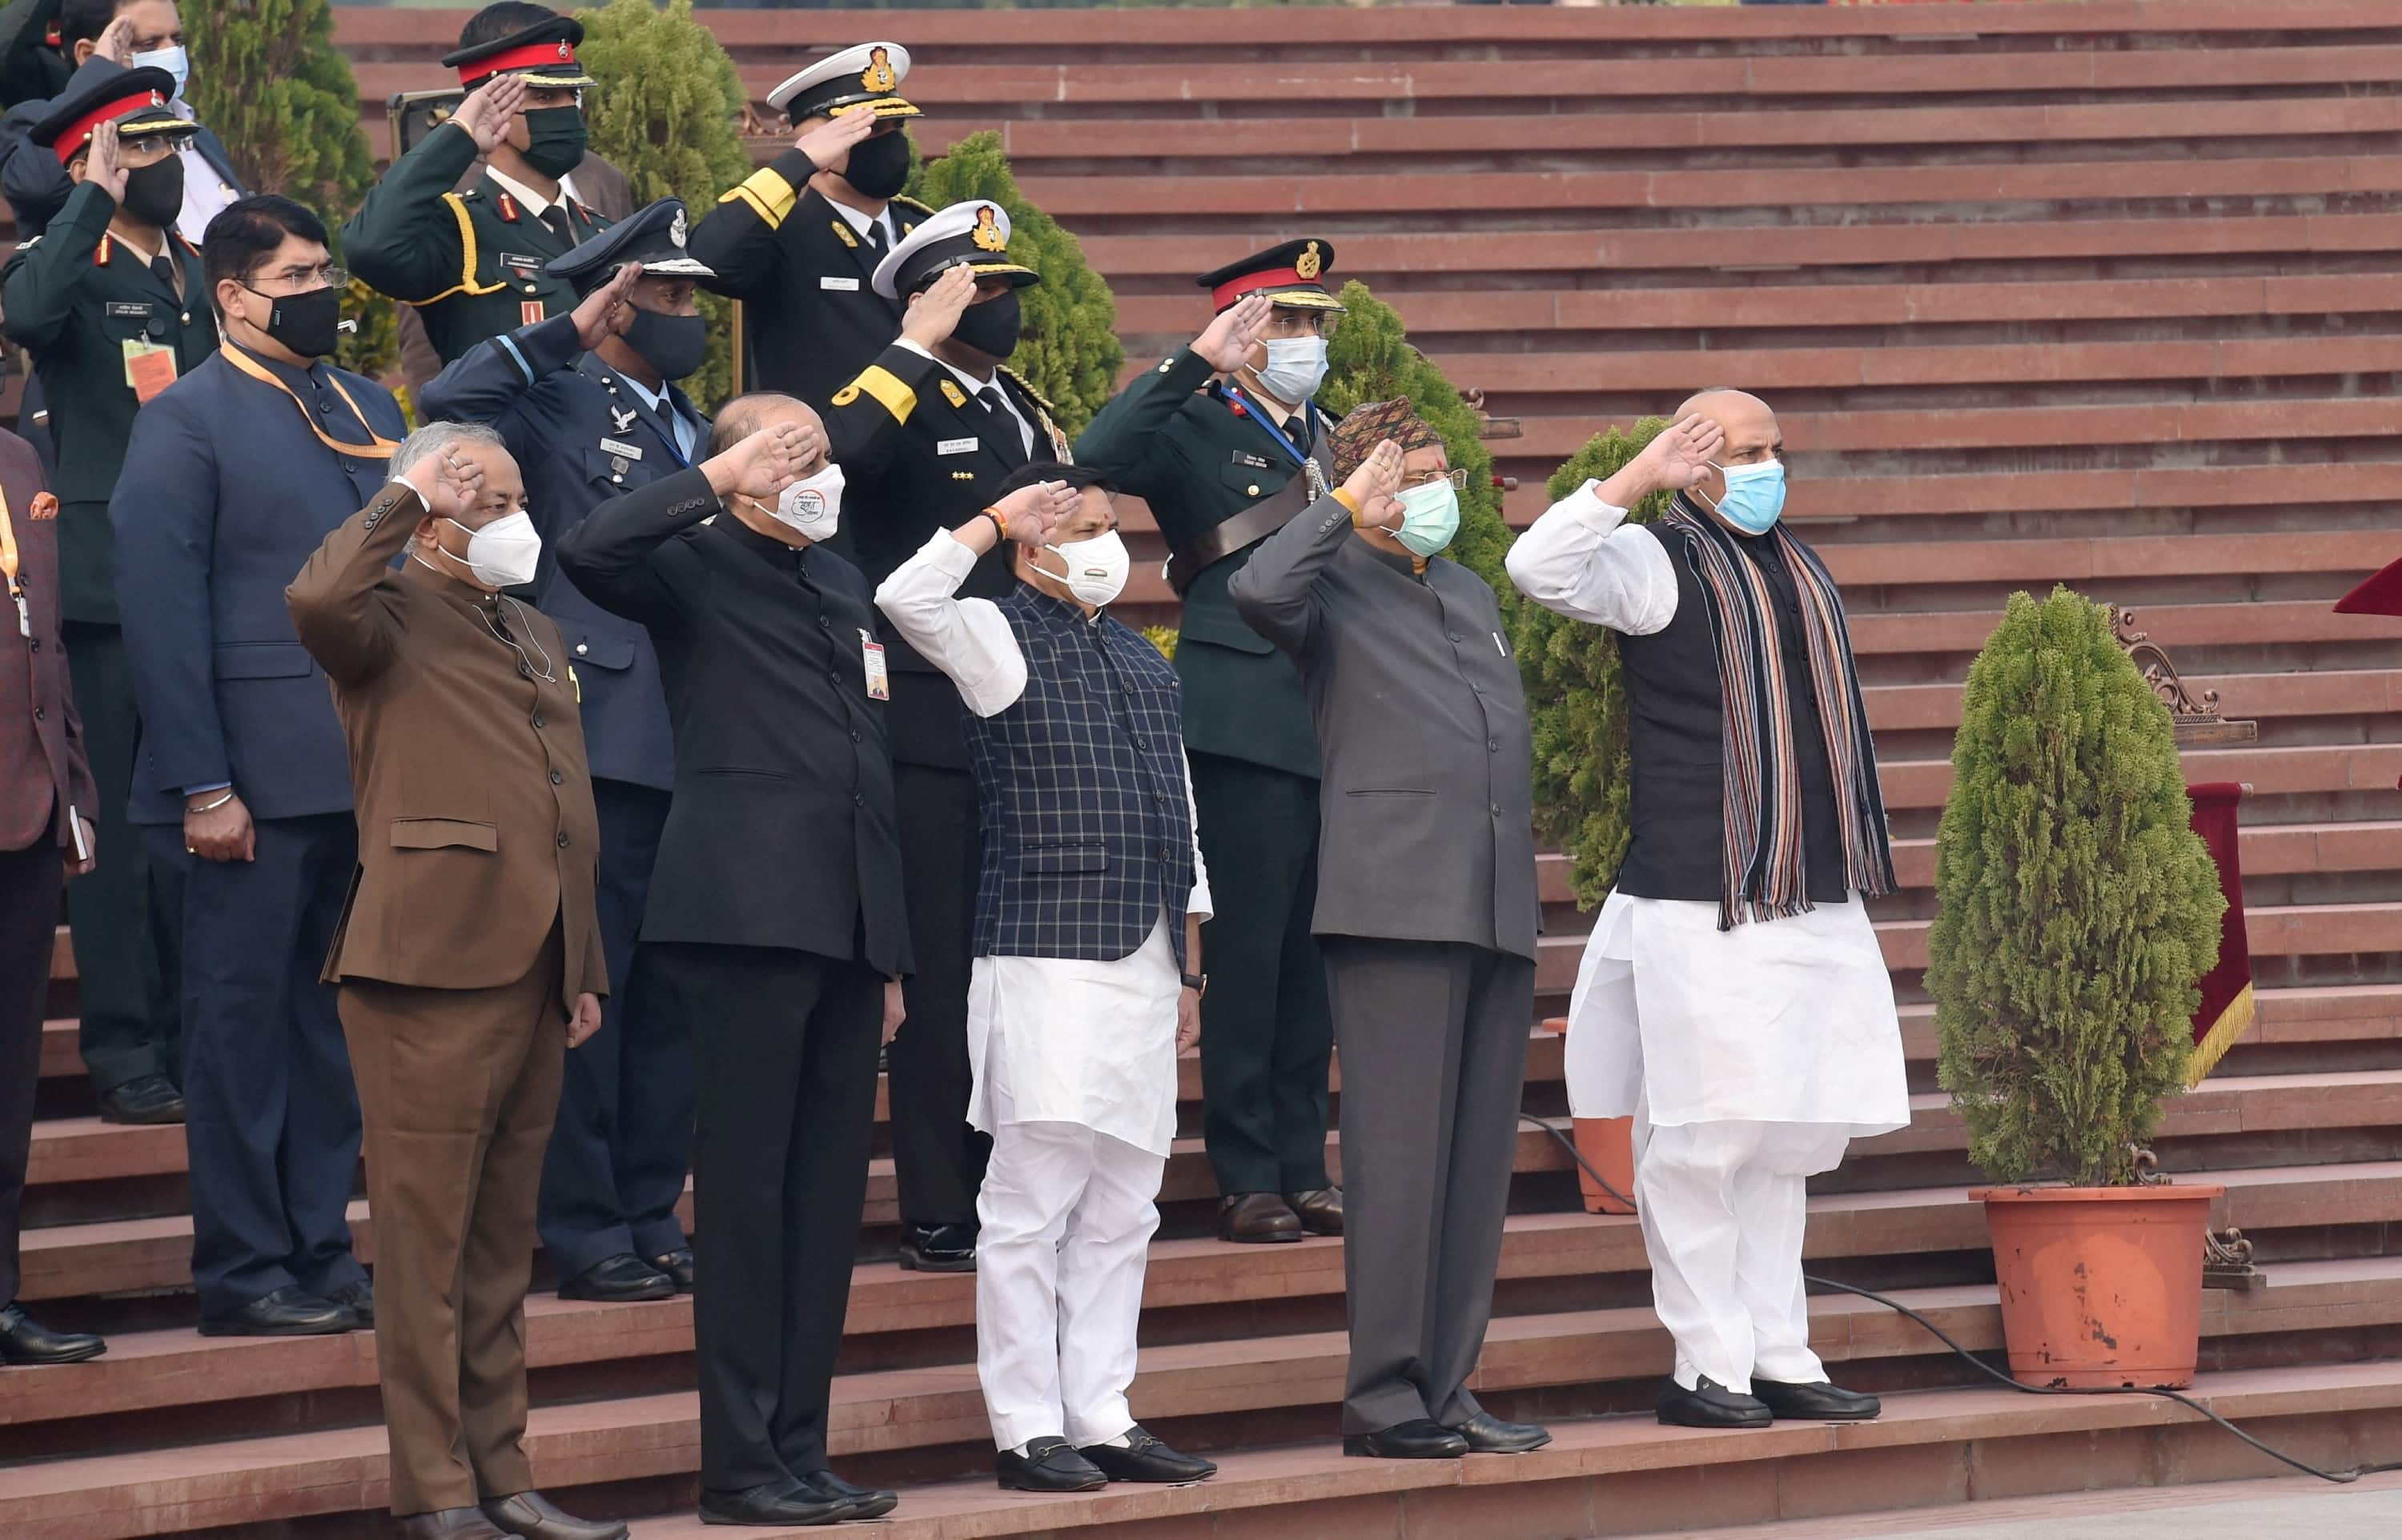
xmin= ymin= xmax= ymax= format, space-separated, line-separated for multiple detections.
xmin=110 ymin=194 xmax=401 ymax=1336
xmin=416 ymin=199 xmax=707 ymax=1303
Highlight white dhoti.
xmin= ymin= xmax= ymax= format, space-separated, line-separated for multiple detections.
xmin=968 ymin=913 xmax=1181 ymax=1450
xmin=1564 ymin=889 xmax=1910 ymax=1393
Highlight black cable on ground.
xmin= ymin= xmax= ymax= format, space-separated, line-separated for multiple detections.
xmin=1518 ymin=1113 xmax=2402 ymax=1485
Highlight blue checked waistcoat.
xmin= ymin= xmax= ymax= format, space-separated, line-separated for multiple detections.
xmin=964 ymin=585 xmax=1196 ymax=969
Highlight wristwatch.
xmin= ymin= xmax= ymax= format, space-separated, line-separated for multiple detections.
xmin=1180 ymin=972 xmax=1208 ymax=997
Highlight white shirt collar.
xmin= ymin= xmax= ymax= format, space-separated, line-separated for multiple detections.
xmin=828 ymin=198 xmax=891 ymax=243
xmin=619 ymin=371 xmax=668 ymax=411
xmin=485 ymin=164 xmax=580 ymax=219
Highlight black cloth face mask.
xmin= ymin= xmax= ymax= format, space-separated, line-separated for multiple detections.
xmin=840 ymin=128 xmax=911 ymax=199
xmin=622 ymin=306 xmax=708 ymax=381
xmin=950 ymin=287 xmax=1022 ymax=361
xmin=520 ymin=106 xmax=587 ymax=181
xmin=244 ymin=281 xmax=341 ymax=359
xmin=119 ymin=154 xmax=184 ymax=230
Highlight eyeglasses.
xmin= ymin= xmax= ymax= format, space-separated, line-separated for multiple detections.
xmin=1263 ymin=311 xmax=1339 ymax=339
xmin=245 ymin=265 xmax=347 ymax=296
xmin=1402 ymin=467 xmax=1469 ymax=491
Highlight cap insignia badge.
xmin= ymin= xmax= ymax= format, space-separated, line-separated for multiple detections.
xmin=1295 ymin=242 xmax=1323 ymax=281
xmin=669 ymin=209 xmax=688 ymax=248
xmin=971 ymin=206 xmax=1006 ymax=253
xmin=863 ymin=47 xmax=897 ymax=94
xmin=556 ymin=41 xmax=572 ymax=60
xmin=940 ymin=379 xmax=967 ymax=409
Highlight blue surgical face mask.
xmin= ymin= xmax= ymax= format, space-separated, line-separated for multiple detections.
xmin=1705 ymin=458 xmax=1785 ymax=535
xmin=132 ymin=45 xmax=190 ymax=102
xmin=1392 ymin=478 xmax=1460 ymax=559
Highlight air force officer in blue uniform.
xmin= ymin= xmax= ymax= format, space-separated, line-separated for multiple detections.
xmin=416 ymin=199 xmax=710 ymax=1305
xmin=110 ymin=194 xmax=402 ymax=1336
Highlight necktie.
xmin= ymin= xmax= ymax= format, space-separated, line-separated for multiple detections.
xmin=980 ymin=386 xmax=1028 ymax=460
xmin=151 ymin=254 xmax=180 ymax=298
xmin=539 ymin=204 xmax=575 ymax=248
xmin=864 ymin=216 xmax=889 ymax=261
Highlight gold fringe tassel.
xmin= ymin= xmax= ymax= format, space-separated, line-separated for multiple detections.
xmin=2185 ymin=981 xmax=2257 ymax=1087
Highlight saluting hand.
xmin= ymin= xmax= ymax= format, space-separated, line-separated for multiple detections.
xmin=405 ymin=447 xmax=488 ymax=526
xmin=898 ymin=263 xmax=978 ymax=352
xmin=570 ymin=262 xmax=643 ymax=351
xmin=706 ymin=419 xmax=814 ymax=504
xmin=991 ymin=478 xmax=1077 ymax=549
xmin=1193 ymin=292 xmax=1272 ymax=375
xmin=451 ymin=74 xmax=528 ymax=157
xmin=567 ymin=993 xmax=603 ymax=1049
xmin=93 ymin=15 xmax=137 ymax=66
xmin=1343 ymin=439 xmax=1406 ymax=531
xmin=1640 ymin=412 xmax=1725 ymax=494
xmin=83 ymin=122 xmax=128 ymax=204
xmin=796 ymin=106 xmax=878 ymax=174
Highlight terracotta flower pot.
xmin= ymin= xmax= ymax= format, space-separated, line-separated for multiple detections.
xmin=1973 ymin=1182 xmax=2223 ymax=1390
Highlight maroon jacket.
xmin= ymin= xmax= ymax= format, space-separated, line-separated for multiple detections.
xmin=0 ymin=427 xmax=94 ymax=854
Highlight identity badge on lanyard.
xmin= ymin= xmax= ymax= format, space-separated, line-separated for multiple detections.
xmin=1226 ymin=383 xmax=1316 ymax=470
xmin=859 ymin=628 xmax=890 ymax=701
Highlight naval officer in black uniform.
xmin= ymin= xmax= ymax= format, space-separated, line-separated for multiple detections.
xmin=821 ymin=199 xmax=1069 ymax=1272
xmin=416 ymin=198 xmax=715 ymax=1307
xmin=1073 ymin=240 xmax=1346 ymax=1243
xmin=343 ymin=7 xmax=609 ymax=367
xmin=689 ymin=40 xmax=931 ymax=411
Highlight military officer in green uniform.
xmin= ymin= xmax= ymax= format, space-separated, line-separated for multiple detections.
xmin=342 ymin=6 xmax=608 ymax=367
xmin=689 ymin=39 xmax=932 ymax=411
xmin=1073 ymin=240 xmax=1348 ymax=1244
xmin=0 ymin=62 xmax=215 ymax=1123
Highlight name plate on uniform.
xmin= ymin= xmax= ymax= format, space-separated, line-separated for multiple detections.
xmin=820 ymin=275 xmax=861 ymax=291
xmin=937 ymin=437 xmax=978 ymax=456
xmin=498 ymin=252 xmax=543 ymax=274
xmin=600 ymin=438 xmax=644 ymax=460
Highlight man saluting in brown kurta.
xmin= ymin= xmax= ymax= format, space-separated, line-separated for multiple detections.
xmin=287 ymin=423 xmax=623 ymax=1540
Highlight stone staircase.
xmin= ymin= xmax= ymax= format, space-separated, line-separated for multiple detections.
xmin=6 ymin=2 xmax=2402 ymax=1536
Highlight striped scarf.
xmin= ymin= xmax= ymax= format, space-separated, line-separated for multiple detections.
xmin=1663 ymin=499 xmax=1896 ymax=929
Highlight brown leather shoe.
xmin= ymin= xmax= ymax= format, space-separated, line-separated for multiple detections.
xmin=396 ymin=1509 xmax=509 ymax=1539
xmin=480 ymin=1489 xmax=629 ymax=1540
xmin=1219 ymin=1192 xmax=1303 ymax=1243
xmin=1285 ymin=1186 xmax=1343 ymax=1236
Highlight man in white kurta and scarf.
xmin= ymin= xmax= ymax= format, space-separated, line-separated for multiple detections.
xmin=1505 ymin=391 xmax=1910 ymax=1430
xmin=876 ymin=459 xmax=1220 ymax=1493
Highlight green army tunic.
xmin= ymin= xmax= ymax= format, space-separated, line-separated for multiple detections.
xmin=1074 ymin=344 xmax=1328 ymax=780
xmin=341 ymin=120 xmax=610 ymax=369
xmin=0 ymin=180 xmax=216 ymax=622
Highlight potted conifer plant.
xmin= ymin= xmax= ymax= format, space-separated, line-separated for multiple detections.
xmin=1926 ymin=587 xmax=2228 ymax=1389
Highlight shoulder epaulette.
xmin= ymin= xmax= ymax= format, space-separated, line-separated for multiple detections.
xmin=997 ymin=365 xmax=1055 ymax=416
xmin=890 ymin=195 xmax=936 ymax=217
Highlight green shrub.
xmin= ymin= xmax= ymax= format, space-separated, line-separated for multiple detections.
xmin=1927 ymin=586 xmax=2223 ymax=1188
xmin=907 ymin=132 xmax=1122 ymax=435
xmin=574 ymin=0 xmax=753 ymax=411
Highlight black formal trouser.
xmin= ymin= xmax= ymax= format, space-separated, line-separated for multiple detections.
xmin=536 ymin=780 xmax=690 ymax=1280
xmin=1190 ymin=752 xmax=1334 ymax=1196
xmin=0 ymin=840 xmax=61 ymax=1309
xmin=151 ymin=814 xmax=366 ymax=1316
xmin=888 ymin=762 xmax=988 ymax=1227
xmin=652 ymin=943 xmax=882 ymax=1492
xmin=61 ymin=620 xmax=178 ymax=1093
xmin=1322 ymin=936 xmax=1534 ymax=1435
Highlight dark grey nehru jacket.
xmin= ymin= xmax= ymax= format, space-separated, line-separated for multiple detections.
xmin=1228 ymin=495 xmax=1537 ymax=960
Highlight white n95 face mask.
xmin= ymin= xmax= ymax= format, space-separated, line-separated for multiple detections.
xmin=1045 ymin=530 xmax=1130 ymax=608
xmin=448 ymin=513 xmax=542 ymax=588
xmin=1255 ymin=335 xmax=1328 ymax=406
xmin=769 ymin=463 xmax=845 ymax=543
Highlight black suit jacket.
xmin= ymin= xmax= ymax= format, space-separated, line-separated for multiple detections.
xmin=553 ymin=466 xmax=911 ymax=977
xmin=821 ymin=340 xmax=1065 ymax=769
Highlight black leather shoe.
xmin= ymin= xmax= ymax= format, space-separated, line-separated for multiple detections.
xmin=1342 ymin=1418 xmax=1470 ymax=1459
xmin=97 ymin=1073 xmax=184 ymax=1125
xmin=480 ymin=1490 xmax=629 ymax=1540
xmin=698 ymin=1477 xmax=850 ymax=1526
xmin=1751 ymin=1377 xmax=1882 ymax=1422
xmin=558 ymin=1253 xmax=675 ymax=1303
xmin=897 ymin=1221 xmax=978 ymax=1273
xmin=1452 ymin=1410 xmax=1551 ymax=1453
xmin=0 ymin=1302 xmax=106 ymax=1364
xmin=1284 ymin=1187 xmax=1343 ymax=1236
xmin=1657 ymin=1375 xmax=1773 ymax=1429
xmin=199 ymin=1285 xmax=357 ymax=1337
xmin=796 ymin=1468 xmax=895 ymax=1519
xmin=998 ymin=1435 xmax=1108 ymax=1492
xmin=647 ymin=1247 xmax=696 ymax=1291
xmin=396 ymin=1509 xmax=509 ymax=1539
xmin=1219 ymin=1192 xmax=1302 ymax=1243
xmin=331 ymin=1277 xmax=374 ymax=1327
xmin=1075 ymin=1425 xmax=1216 ymax=1483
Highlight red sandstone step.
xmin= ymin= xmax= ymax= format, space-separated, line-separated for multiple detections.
xmin=1823 ymin=535 xmax=2389 ymax=594
xmin=1861 ymin=1072 xmax=2402 ymax=1160
xmin=1848 ymin=601 xmax=2402 ymax=658
xmin=1888 ymin=820 xmax=2402 ymax=892
xmin=14 ymin=1348 xmax=2402 ymax=1540
xmin=1863 ymin=669 xmax=2402 ymax=734
xmin=1874 ymin=744 xmax=2402 ymax=812
xmin=1893 ymin=982 xmax=2402 ymax=1064
xmin=1865 ymin=900 xmax=2402 ymax=976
